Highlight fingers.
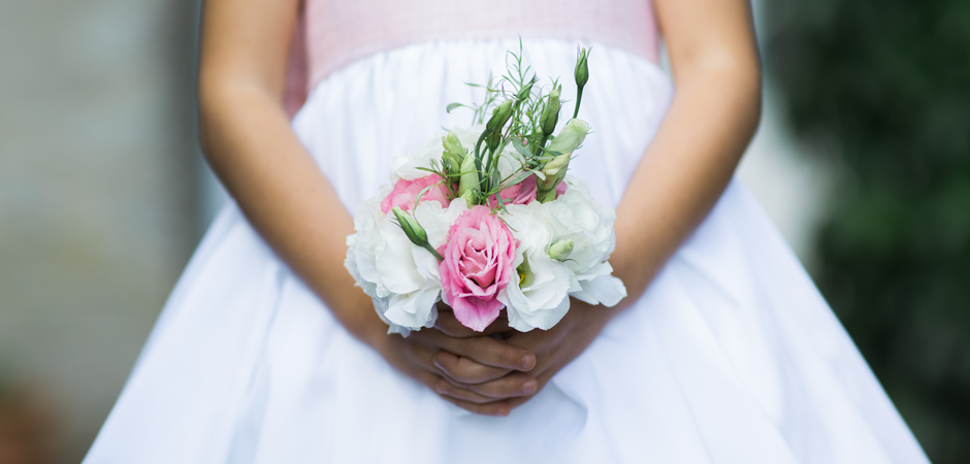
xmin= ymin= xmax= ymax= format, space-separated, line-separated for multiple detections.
xmin=435 ymin=333 xmax=536 ymax=371
xmin=435 ymin=309 xmax=511 ymax=337
xmin=434 ymin=378 xmax=499 ymax=404
xmin=437 ymin=372 xmax=537 ymax=399
xmin=438 ymin=395 xmax=512 ymax=417
xmin=432 ymin=351 xmax=511 ymax=384
xmin=384 ymin=334 xmax=520 ymax=418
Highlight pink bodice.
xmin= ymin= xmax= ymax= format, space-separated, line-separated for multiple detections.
xmin=285 ymin=0 xmax=659 ymax=115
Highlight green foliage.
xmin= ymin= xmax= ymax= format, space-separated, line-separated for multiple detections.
xmin=441 ymin=42 xmax=592 ymax=210
xmin=766 ymin=0 xmax=970 ymax=461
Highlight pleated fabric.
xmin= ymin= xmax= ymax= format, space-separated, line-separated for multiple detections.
xmin=84 ymin=39 xmax=928 ymax=463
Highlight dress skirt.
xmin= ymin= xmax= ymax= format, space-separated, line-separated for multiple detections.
xmin=83 ymin=39 xmax=928 ymax=463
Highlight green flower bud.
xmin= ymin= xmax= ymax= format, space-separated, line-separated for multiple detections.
xmin=485 ymin=100 xmax=514 ymax=134
xmin=575 ymin=47 xmax=589 ymax=88
xmin=392 ymin=206 xmax=428 ymax=244
xmin=457 ymin=149 xmax=480 ymax=198
xmin=536 ymin=153 xmax=570 ymax=203
xmin=573 ymin=47 xmax=590 ymax=119
xmin=392 ymin=206 xmax=443 ymax=261
xmin=548 ymin=238 xmax=574 ymax=261
xmin=546 ymin=119 xmax=590 ymax=155
xmin=516 ymin=77 xmax=536 ymax=102
xmin=540 ymin=86 xmax=561 ymax=137
xmin=442 ymin=132 xmax=465 ymax=176
xmin=485 ymin=129 xmax=503 ymax=154
xmin=459 ymin=189 xmax=478 ymax=208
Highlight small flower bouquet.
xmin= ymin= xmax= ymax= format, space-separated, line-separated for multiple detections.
xmin=345 ymin=46 xmax=626 ymax=335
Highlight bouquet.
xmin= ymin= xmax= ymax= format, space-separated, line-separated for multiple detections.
xmin=345 ymin=45 xmax=626 ymax=335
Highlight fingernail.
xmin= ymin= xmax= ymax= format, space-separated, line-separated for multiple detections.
xmin=523 ymin=380 xmax=537 ymax=394
xmin=520 ymin=354 xmax=534 ymax=370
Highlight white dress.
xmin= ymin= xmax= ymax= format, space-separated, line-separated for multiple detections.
xmin=84 ymin=39 xmax=929 ymax=463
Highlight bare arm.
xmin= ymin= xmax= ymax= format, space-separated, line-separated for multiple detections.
xmin=612 ymin=0 xmax=762 ymax=303
xmin=432 ymin=0 xmax=762 ymax=409
xmin=198 ymin=0 xmax=535 ymax=416
xmin=198 ymin=0 xmax=372 ymax=335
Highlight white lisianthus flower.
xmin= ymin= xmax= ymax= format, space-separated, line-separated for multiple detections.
xmin=373 ymin=199 xmax=467 ymax=335
xmin=498 ymin=202 xmax=574 ymax=331
xmin=544 ymin=176 xmax=628 ymax=306
xmin=346 ymin=187 xmax=412 ymax=334
xmin=345 ymin=185 xmax=391 ymax=300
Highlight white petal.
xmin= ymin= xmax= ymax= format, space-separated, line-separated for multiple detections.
xmin=376 ymin=220 xmax=423 ymax=295
xmin=384 ymin=283 xmax=441 ymax=330
xmin=573 ymin=274 xmax=627 ymax=307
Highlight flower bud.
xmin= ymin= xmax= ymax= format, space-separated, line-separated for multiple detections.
xmin=548 ymin=238 xmax=574 ymax=261
xmin=575 ymin=47 xmax=589 ymax=88
xmin=516 ymin=77 xmax=536 ymax=102
xmin=442 ymin=132 xmax=465 ymax=176
xmin=457 ymin=149 xmax=480 ymax=198
xmin=536 ymin=153 xmax=570 ymax=203
xmin=392 ymin=206 xmax=429 ymax=244
xmin=485 ymin=129 xmax=503 ymax=154
xmin=392 ymin=206 xmax=443 ymax=261
xmin=485 ymin=100 xmax=514 ymax=134
xmin=459 ymin=189 xmax=477 ymax=208
xmin=573 ymin=47 xmax=590 ymax=119
xmin=546 ymin=119 xmax=590 ymax=155
xmin=540 ymin=86 xmax=561 ymax=137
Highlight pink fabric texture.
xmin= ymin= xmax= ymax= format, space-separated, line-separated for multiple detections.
xmin=284 ymin=0 xmax=658 ymax=111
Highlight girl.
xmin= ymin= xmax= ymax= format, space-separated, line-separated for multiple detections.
xmin=85 ymin=0 xmax=928 ymax=462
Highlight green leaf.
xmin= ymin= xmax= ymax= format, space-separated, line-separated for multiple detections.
xmin=446 ymin=102 xmax=464 ymax=113
xmin=511 ymin=138 xmax=533 ymax=159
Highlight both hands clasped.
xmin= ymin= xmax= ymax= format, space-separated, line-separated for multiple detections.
xmin=377 ymin=299 xmax=612 ymax=417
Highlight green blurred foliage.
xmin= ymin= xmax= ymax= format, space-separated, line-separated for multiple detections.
xmin=766 ymin=0 xmax=970 ymax=462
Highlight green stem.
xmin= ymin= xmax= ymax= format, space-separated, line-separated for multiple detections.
xmin=423 ymin=243 xmax=444 ymax=262
xmin=573 ymin=86 xmax=584 ymax=119
xmin=533 ymin=134 xmax=550 ymax=159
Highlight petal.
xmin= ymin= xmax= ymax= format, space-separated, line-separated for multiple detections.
xmin=572 ymin=275 xmax=628 ymax=307
xmin=451 ymin=295 xmax=503 ymax=332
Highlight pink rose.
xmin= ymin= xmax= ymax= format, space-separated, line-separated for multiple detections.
xmin=381 ymin=174 xmax=451 ymax=214
xmin=556 ymin=180 xmax=568 ymax=196
xmin=438 ymin=205 xmax=518 ymax=331
xmin=488 ymin=174 xmax=538 ymax=209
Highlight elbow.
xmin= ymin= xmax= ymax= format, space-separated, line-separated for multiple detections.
xmin=710 ymin=55 xmax=763 ymax=142
xmin=196 ymin=71 xmax=278 ymax=165
xmin=197 ymin=71 xmax=234 ymax=162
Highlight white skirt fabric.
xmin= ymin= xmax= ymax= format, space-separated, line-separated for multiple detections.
xmin=84 ymin=39 xmax=928 ymax=463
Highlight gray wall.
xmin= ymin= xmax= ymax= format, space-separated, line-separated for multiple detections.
xmin=0 ymin=0 xmax=200 ymax=461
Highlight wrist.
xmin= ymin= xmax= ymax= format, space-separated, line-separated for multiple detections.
xmin=566 ymin=297 xmax=618 ymax=341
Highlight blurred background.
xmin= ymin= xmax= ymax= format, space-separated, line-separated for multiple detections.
xmin=0 ymin=0 xmax=966 ymax=462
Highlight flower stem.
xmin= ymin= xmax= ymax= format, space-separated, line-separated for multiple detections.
xmin=423 ymin=244 xmax=444 ymax=262
xmin=572 ymin=86 xmax=584 ymax=120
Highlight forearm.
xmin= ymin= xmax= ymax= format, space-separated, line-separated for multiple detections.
xmin=198 ymin=77 xmax=384 ymax=348
xmin=196 ymin=0 xmax=387 ymax=348
xmin=612 ymin=60 xmax=761 ymax=308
